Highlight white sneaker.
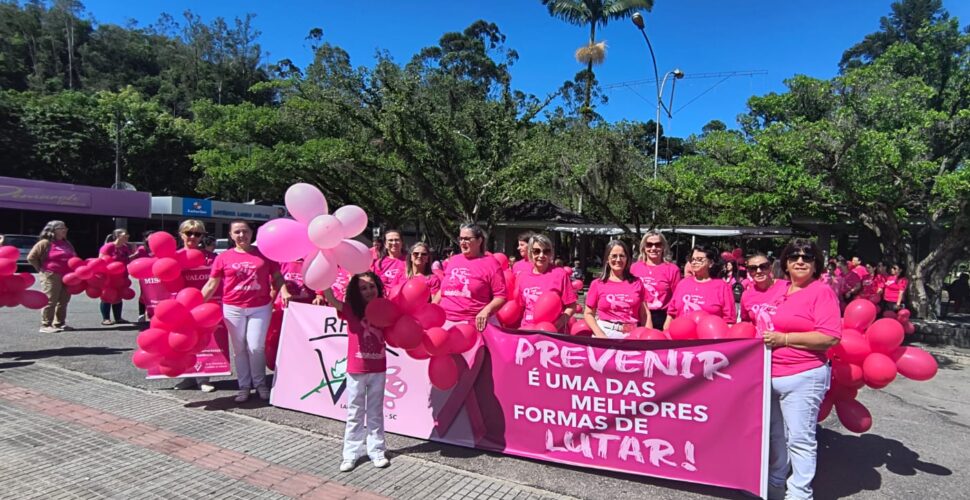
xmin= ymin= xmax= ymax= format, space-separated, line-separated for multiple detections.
xmin=234 ymin=389 xmax=250 ymax=403
xmin=38 ymin=326 xmax=58 ymax=334
xmin=199 ymin=383 xmax=216 ymax=393
xmin=339 ymin=460 xmax=356 ymax=472
xmin=372 ymin=457 xmax=389 ymax=468
xmin=173 ymin=379 xmax=197 ymax=390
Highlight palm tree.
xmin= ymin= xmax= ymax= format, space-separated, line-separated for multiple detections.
xmin=542 ymin=0 xmax=654 ymax=121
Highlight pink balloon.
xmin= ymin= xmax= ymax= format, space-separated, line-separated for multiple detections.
xmin=533 ymin=292 xmax=563 ymax=324
xmin=428 ymin=355 xmax=458 ymax=390
xmin=330 ymin=240 xmax=371 ymax=274
xmin=334 ymin=205 xmax=368 ymax=239
xmin=175 ymin=288 xmax=205 ymax=309
xmin=181 ymin=249 xmax=205 ymax=269
xmin=630 ymin=327 xmax=667 ymax=340
xmin=147 ymin=232 xmax=177 ymax=259
xmin=18 ymin=272 xmax=35 ymax=288
xmin=168 ymin=330 xmax=200 ymax=353
xmin=843 ymin=299 xmax=878 ymax=332
xmin=154 ymin=300 xmax=191 ymax=329
xmin=285 ymin=183 xmax=328 ymax=223
xmin=66 ymin=283 xmax=86 ymax=295
xmin=818 ymin=396 xmax=834 ymax=423
xmin=302 ymin=251 xmax=338 ymax=291
xmin=132 ymin=349 xmax=161 ymax=370
xmin=571 ymin=279 xmax=584 ymax=291
xmin=413 ymin=303 xmax=446 ymax=329
xmin=504 ymin=270 xmax=517 ymax=300
xmin=84 ymin=286 xmax=102 ymax=299
xmin=106 ymin=261 xmax=126 ymax=276
xmin=533 ymin=321 xmax=558 ymax=333
xmin=902 ymin=321 xmax=916 ymax=335
xmin=100 ymin=287 xmax=120 ymax=304
xmin=569 ymin=320 xmax=593 ymax=336
xmin=728 ymin=322 xmax=757 ymax=339
xmin=191 ymin=303 xmax=223 ymax=328
xmin=881 ymin=310 xmax=898 ymax=320
xmin=422 ymin=327 xmax=451 ymax=356
xmin=152 ymin=258 xmax=181 ymax=282
xmin=121 ymin=287 xmax=136 ymax=301
xmin=308 ymin=214 xmax=344 ymax=250
xmin=256 ymin=218 xmax=316 ymax=263
xmin=0 ymin=246 xmax=18 ymax=260
xmin=75 ymin=266 xmax=93 ymax=280
xmin=0 ymin=291 xmax=19 ymax=307
xmin=62 ymin=272 xmax=80 ymax=286
xmin=162 ymin=275 xmax=185 ymax=292
xmin=388 ymin=315 xmax=424 ymax=350
xmin=866 ymin=318 xmax=904 ymax=354
xmin=0 ymin=258 xmax=15 ymax=276
xmin=832 ymin=361 xmax=865 ymax=389
xmin=157 ymin=354 xmax=196 ymax=378
xmin=891 ymin=346 xmax=938 ymax=381
xmin=406 ymin=344 xmax=432 ymax=360
xmin=137 ymin=328 xmax=172 ymax=354
xmin=19 ymin=290 xmax=49 ymax=309
xmin=127 ymin=257 xmax=157 ymax=280
xmin=496 ymin=301 xmax=523 ymax=328
xmin=667 ymin=316 xmax=698 ymax=340
xmin=68 ymin=257 xmax=84 ymax=270
xmin=447 ymin=323 xmax=479 ymax=353
xmin=364 ymin=298 xmax=401 ymax=328
xmin=399 ymin=278 xmax=431 ymax=312
xmin=686 ymin=310 xmax=710 ymax=324
xmin=835 ymin=398 xmax=872 ymax=433
xmin=492 ymin=253 xmax=510 ymax=270
xmin=896 ymin=308 xmax=911 ymax=322
xmin=696 ymin=315 xmax=730 ymax=339
xmin=0 ymin=275 xmax=26 ymax=292
xmin=829 ymin=328 xmax=870 ymax=364
xmin=862 ymin=352 xmax=898 ymax=388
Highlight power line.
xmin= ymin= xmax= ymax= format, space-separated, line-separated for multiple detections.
xmin=601 ymin=70 xmax=768 ymax=90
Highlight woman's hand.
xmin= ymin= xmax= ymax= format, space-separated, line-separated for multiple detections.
xmin=475 ymin=309 xmax=489 ymax=332
xmin=279 ymin=287 xmax=293 ymax=308
xmin=763 ymin=331 xmax=788 ymax=349
xmin=312 ymin=295 xmax=325 ymax=306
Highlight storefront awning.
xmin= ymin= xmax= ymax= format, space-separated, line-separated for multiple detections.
xmin=0 ymin=176 xmax=152 ymax=218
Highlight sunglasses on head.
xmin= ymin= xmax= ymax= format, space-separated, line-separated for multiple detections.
xmin=748 ymin=262 xmax=771 ymax=273
xmin=183 ymin=231 xmax=204 ymax=238
xmin=786 ymin=253 xmax=815 ymax=263
xmin=531 ymin=248 xmax=553 ymax=256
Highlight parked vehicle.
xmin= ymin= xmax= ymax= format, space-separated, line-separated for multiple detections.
xmin=1 ymin=234 xmax=37 ymax=272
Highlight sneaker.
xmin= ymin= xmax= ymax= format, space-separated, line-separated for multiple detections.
xmin=234 ymin=389 xmax=250 ymax=403
xmin=256 ymin=385 xmax=270 ymax=400
xmin=339 ymin=460 xmax=356 ymax=472
xmin=39 ymin=326 xmax=58 ymax=334
xmin=101 ymin=319 xmax=115 ymax=326
xmin=173 ymin=379 xmax=197 ymax=390
xmin=372 ymin=457 xmax=389 ymax=468
xmin=199 ymin=383 xmax=216 ymax=393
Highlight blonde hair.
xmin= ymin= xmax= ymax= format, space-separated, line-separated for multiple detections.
xmin=527 ymin=234 xmax=554 ymax=263
xmin=179 ymin=219 xmax=206 ymax=234
xmin=638 ymin=230 xmax=672 ymax=262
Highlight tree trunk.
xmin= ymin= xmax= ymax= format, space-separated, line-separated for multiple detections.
xmin=582 ymin=23 xmax=596 ymax=122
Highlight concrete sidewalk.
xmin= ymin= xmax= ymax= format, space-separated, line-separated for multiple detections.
xmin=0 ymin=362 xmax=568 ymax=500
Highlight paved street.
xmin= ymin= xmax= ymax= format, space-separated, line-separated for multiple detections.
xmin=2 ymin=293 xmax=968 ymax=499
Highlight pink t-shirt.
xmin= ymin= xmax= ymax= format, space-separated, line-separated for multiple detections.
xmin=99 ymin=242 xmax=133 ymax=264
xmin=629 ymin=261 xmax=681 ymax=310
xmin=279 ymin=261 xmax=314 ymax=303
xmin=841 ymin=271 xmax=861 ymax=297
xmin=769 ymin=280 xmax=842 ymax=377
xmin=512 ymin=259 xmax=533 ymax=280
xmin=211 ymin=248 xmax=279 ymax=308
xmin=42 ymin=240 xmax=75 ymax=275
xmin=883 ymin=276 xmax=908 ymax=302
xmin=330 ymin=269 xmax=351 ymax=302
xmin=372 ymin=256 xmax=407 ymax=294
xmin=667 ymin=277 xmax=736 ymax=324
xmin=516 ymin=267 xmax=578 ymax=329
xmin=585 ymin=278 xmax=646 ymax=325
xmin=740 ymin=280 xmax=789 ymax=335
xmin=438 ymin=253 xmax=507 ymax=322
xmin=341 ymin=308 xmax=386 ymax=374
xmin=859 ymin=274 xmax=882 ymax=303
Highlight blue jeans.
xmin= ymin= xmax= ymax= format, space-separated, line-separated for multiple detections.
xmin=769 ymin=363 xmax=831 ymax=499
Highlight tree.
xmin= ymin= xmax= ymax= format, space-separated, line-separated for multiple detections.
xmin=541 ymin=0 xmax=654 ymax=121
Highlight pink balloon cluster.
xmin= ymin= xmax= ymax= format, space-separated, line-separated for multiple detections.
xmin=822 ymin=299 xmax=938 ymax=433
xmin=665 ymin=312 xmax=757 ymax=340
xmin=497 ymin=290 xmax=566 ymax=333
xmin=364 ymin=277 xmax=478 ymax=391
xmin=0 ymin=246 xmax=47 ymax=309
xmin=131 ymin=289 xmax=223 ymax=377
xmin=61 ymin=254 xmax=136 ymax=303
xmin=127 ymin=232 xmax=205 ymax=293
xmin=256 ymin=183 xmax=371 ymax=291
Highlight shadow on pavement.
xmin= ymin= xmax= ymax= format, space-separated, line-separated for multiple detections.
xmin=0 ymin=361 xmax=35 ymax=372
xmin=0 ymin=346 xmax=131 ymax=361
xmin=815 ymin=428 xmax=952 ymax=498
xmin=392 ymin=439 xmax=490 ymax=459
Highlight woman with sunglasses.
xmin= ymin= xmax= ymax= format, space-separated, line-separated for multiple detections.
xmin=372 ymin=229 xmax=407 ymax=297
xmin=631 ymin=231 xmax=681 ymax=329
xmin=762 ymin=239 xmax=841 ymax=500
xmin=664 ymin=245 xmax=736 ymax=329
xmin=405 ymin=242 xmax=441 ymax=296
xmin=515 ymin=234 xmax=577 ymax=331
xmin=172 ymin=220 xmax=220 ymax=392
xmin=740 ymin=252 xmax=788 ymax=335
xmin=436 ymin=223 xmax=506 ymax=331
xmin=584 ymin=240 xmax=650 ymax=338
xmin=881 ymin=263 xmax=908 ymax=312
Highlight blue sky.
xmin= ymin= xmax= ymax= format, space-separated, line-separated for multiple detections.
xmin=82 ymin=0 xmax=970 ymax=137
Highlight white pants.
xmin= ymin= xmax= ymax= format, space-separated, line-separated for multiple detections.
xmin=769 ymin=363 xmax=831 ymax=500
xmin=343 ymin=372 xmax=387 ymax=461
xmin=596 ymin=319 xmax=630 ymax=339
xmin=222 ymin=304 xmax=273 ymax=390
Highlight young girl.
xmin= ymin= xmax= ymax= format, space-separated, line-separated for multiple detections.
xmin=323 ymin=271 xmax=390 ymax=472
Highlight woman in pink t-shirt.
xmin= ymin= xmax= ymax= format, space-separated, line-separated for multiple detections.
xmin=583 ymin=240 xmax=650 ymax=338
xmin=27 ymin=220 xmax=76 ymax=333
xmin=170 ymin=220 xmax=220 ymax=393
xmin=630 ymin=231 xmax=681 ymax=329
xmin=739 ymin=252 xmax=788 ymax=335
xmin=762 ymin=239 xmax=842 ymax=499
xmin=511 ymin=231 xmax=535 ymax=280
xmin=664 ymin=245 xmax=736 ymax=330
xmin=98 ymin=229 xmax=133 ymax=325
xmin=372 ymin=229 xmax=407 ymax=298
xmin=201 ymin=221 xmax=291 ymax=404
xmin=881 ymin=263 xmax=908 ymax=311
xmin=402 ymin=242 xmax=441 ymax=297
xmin=515 ymin=234 xmax=578 ymax=332
xmin=435 ymin=223 xmax=507 ymax=331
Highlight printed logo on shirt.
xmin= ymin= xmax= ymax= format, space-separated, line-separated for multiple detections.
xmin=604 ymin=293 xmax=636 ymax=323
xmin=443 ymin=267 xmax=472 ymax=298
xmin=383 ymin=268 xmax=401 ymax=281
xmin=681 ymin=294 xmax=705 ymax=313
xmin=521 ymin=286 xmax=542 ymax=320
xmin=229 ymin=261 xmax=262 ymax=291
xmin=356 ymin=319 xmax=386 ymax=361
xmin=749 ymin=303 xmax=777 ymax=335
xmin=639 ymin=277 xmax=662 ymax=309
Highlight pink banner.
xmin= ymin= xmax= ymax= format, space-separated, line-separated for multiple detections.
xmin=271 ymin=303 xmax=769 ymax=497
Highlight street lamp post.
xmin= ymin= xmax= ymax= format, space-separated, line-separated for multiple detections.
xmin=631 ymin=12 xmax=684 ymax=179
xmin=113 ymin=115 xmax=133 ymax=188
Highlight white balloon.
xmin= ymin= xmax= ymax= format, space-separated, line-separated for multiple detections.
xmin=334 ymin=205 xmax=368 ymax=239
xmin=285 ymin=183 xmax=328 ymax=223
xmin=332 ymin=239 xmax=372 ymax=274
xmin=307 ymin=214 xmax=345 ymax=250
xmin=303 ymin=250 xmax=338 ymax=291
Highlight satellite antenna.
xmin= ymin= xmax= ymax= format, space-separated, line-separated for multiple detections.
xmin=111 ymin=182 xmax=136 ymax=191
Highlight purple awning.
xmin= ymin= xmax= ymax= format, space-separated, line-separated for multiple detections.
xmin=0 ymin=177 xmax=152 ymax=218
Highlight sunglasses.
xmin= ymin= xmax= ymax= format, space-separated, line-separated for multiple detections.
xmin=531 ymin=248 xmax=553 ymax=256
xmin=643 ymin=242 xmax=663 ymax=249
xmin=412 ymin=252 xmax=429 ymax=257
xmin=786 ymin=253 xmax=815 ymax=263
xmin=458 ymin=236 xmax=480 ymax=243
xmin=183 ymin=231 xmax=204 ymax=238
xmin=748 ymin=262 xmax=772 ymax=273
xmin=690 ymin=257 xmax=708 ymax=264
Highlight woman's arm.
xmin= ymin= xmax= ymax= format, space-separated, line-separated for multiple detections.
xmin=763 ymin=331 xmax=840 ymax=351
xmin=556 ymin=302 xmax=577 ymax=331
xmin=200 ymin=277 xmax=222 ymax=302
xmin=27 ymin=240 xmax=48 ymax=272
xmin=323 ymin=288 xmax=344 ymax=312
xmin=475 ymin=296 xmax=506 ymax=331
xmin=431 ymin=291 xmax=441 ymax=304
xmin=272 ymin=271 xmax=292 ymax=306
xmin=584 ymin=305 xmax=608 ymax=338
xmin=639 ymin=302 xmax=652 ymax=329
